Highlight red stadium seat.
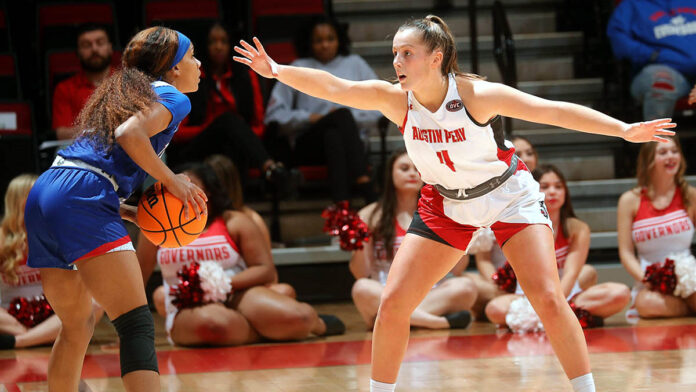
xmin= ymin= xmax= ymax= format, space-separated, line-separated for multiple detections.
xmin=37 ymin=1 xmax=119 ymax=52
xmin=252 ymin=0 xmax=325 ymax=17
xmin=143 ymin=0 xmax=221 ymax=49
xmin=144 ymin=0 xmax=220 ymax=25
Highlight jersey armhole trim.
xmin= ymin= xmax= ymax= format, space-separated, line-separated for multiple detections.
xmin=465 ymin=107 xmax=499 ymax=127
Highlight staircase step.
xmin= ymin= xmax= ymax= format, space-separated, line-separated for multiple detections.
xmin=353 ymin=31 xmax=583 ymax=60
xmin=371 ymin=56 xmax=575 ymax=82
xmin=334 ymin=0 xmax=562 ymax=14
xmin=344 ymin=11 xmax=558 ymax=43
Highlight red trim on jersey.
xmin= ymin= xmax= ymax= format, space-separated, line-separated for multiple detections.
xmin=417 ymin=185 xmax=536 ymax=250
xmin=203 ymin=217 xmax=241 ymax=254
xmin=398 ymin=109 xmax=409 ymax=135
xmin=634 ymin=187 xmax=686 ymax=221
xmin=74 ymin=235 xmax=131 ymax=263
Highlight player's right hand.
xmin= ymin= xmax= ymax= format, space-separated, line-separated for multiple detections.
xmin=233 ymin=37 xmax=279 ymax=79
xmin=165 ymin=173 xmax=208 ymax=220
xmin=689 ymin=84 xmax=696 ymax=105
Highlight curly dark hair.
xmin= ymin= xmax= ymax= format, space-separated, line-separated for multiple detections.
xmin=74 ymin=26 xmax=180 ymax=150
xmin=294 ymin=15 xmax=351 ymax=59
xmin=176 ymin=162 xmax=233 ymax=221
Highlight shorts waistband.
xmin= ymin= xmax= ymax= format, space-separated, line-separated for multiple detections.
xmin=434 ymin=154 xmax=519 ymax=201
xmin=52 ymin=156 xmax=120 ymax=192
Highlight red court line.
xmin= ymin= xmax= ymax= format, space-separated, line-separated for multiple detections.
xmin=1 ymin=324 xmax=696 ymax=383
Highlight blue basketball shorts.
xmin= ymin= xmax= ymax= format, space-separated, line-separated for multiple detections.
xmin=25 ymin=167 xmax=134 ymax=270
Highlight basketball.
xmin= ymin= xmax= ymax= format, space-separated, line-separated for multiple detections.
xmin=137 ymin=182 xmax=207 ymax=248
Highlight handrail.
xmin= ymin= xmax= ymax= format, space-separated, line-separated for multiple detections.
xmin=492 ymin=0 xmax=517 ymax=135
xmin=469 ymin=0 xmax=478 ymax=74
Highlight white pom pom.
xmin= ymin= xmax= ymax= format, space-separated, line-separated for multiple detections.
xmin=505 ymin=297 xmax=544 ymax=334
xmin=198 ymin=261 xmax=233 ymax=303
xmin=466 ymin=227 xmax=496 ymax=254
xmin=671 ymin=252 xmax=696 ymax=298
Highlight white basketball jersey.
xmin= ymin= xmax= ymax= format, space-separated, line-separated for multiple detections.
xmin=401 ymin=73 xmax=515 ymax=190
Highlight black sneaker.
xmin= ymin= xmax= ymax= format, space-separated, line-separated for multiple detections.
xmin=318 ymin=314 xmax=346 ymax=336
xmin=445 ymin=310 xmax=472 ymax=329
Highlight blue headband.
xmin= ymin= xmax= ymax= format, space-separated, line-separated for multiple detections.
xmin=169 ymin=31 xmax=191 ymax=69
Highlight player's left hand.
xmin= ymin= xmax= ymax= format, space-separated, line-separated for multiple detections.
xmin=119 ymin=204 xmax=138 ymax=225
xmin=622 ymin=118 xmax=676 ymax=143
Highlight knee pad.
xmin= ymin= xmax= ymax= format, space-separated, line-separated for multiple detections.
xmin=111 ymin=305 xmax=158 ymax=376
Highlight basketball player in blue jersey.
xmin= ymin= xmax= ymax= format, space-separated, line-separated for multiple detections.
xmin=24 ymin=27 xmax=206 ymax=391
xmin=234 ymin=15 xmax=675 ymax=392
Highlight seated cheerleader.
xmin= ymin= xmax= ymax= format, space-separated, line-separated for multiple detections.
xmin=146 ymin=154 xmax=297 ymax=304
xmin=350 ymin=150 xmax=477 ymax=329
xmin=468 ymin=140 xmax=597 ymax=319
xmin=0 ymin=174 xmax=103 ymax=349
xmin=618 ymin=136 xmax=696 ymax=318
xmin=485 ymin=164 xmax=631 ymax=327
xmin=137 ymin=163 xmax=344 ymax=346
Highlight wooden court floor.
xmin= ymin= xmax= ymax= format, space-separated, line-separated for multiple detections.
xmin=1 ymin=302 xmax=695 ymax=391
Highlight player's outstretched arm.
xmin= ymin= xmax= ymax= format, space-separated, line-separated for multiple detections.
xmin=233 ymin=37 xmax=406 ymax=124
xmin=470 ymin=81 xmax=676 ymax=143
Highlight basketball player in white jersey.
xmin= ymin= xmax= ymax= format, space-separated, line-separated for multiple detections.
xmin=234 ymin=15 xmax=675 ymax=392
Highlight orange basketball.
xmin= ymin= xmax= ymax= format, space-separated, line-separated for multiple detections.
xmin=137 ymin=182 xmax=207 ymax=248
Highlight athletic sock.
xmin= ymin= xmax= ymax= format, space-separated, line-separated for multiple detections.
xmin=370 ymin=379 xmax=396 ymax=392
xmin=0 ymin=334 xmax=16 ymax=350
xmin=570 ymin=373 xmax=595 ymax=392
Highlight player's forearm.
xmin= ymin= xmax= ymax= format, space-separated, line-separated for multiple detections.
xmin=115 ymin=125 xmax=175 ymax=186
xmin=549 ymin=101 xmax=629 ymax=139
xmin=275 ymin=65 xmax=350 ymax=106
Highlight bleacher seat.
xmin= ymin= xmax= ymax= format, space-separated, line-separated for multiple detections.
xmin=0 ymin=101 xmax=38 ymax=206
xmin=143 ymin=0 xmax=221 ymax=48
xmin=0 ymin=53 xmax=20 ymax=99
xmin=37 ymin=1 xmax=119 ymax=53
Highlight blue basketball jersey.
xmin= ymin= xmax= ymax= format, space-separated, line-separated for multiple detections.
xmin=58 ymin=81 xmax=190 ymax=199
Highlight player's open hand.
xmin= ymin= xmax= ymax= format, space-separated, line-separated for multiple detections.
xmin=164 ymin=173 xmax=208 ymax=220
xmin=689 ymin=84 xmax=696 ymax=105
xmin=622 ymin=118 xmax=676 ymax=143
xmin=233 ymin=37 xmax=278 ymax=79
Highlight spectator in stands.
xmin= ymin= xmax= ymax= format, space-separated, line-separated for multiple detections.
xmin=485 ymin=164 xmax=631 ymax=326
xmin=167 ymin=22 xmax=284 ymax=187
xmin=617 ymin=136 xmax=696 ymax=318
xmin=350 ymin=150 xmax=476 ymax=329
xmin=511 ymin=135 xmax=538 ymax=171
xmin=0 ymin=174 xmax=103 ymax=349
xmin=265 ymin=16 xmax=381 ymax=203
xmin=607 ymin=0 xmax=696 ymax=120
xmin=137 ymin=163 xmax=344 ymax=346
xmin=52 ymin=24 xmax=115 ymax=140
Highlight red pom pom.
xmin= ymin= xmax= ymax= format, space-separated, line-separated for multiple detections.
xmin=8 ymin=295 xmax=54 ymax=328
xmin=492 ymin=262 xmax=517 ymax=293
xmin=169 ymin=262 xmax=206 ymax=310
xmin=569 ymin=302 xmax=603 ymax=329
xmin=322 ymin=201 xmax=371 ymax=251
xmin=643 ymin=258 xmax=677 ymax=295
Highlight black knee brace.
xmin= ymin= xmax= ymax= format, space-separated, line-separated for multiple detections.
xmin=111 ymin=305 xmax=158 ymax=376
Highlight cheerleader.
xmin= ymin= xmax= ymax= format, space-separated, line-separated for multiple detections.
xmin=618 ymin=136 xmax=696 ymax=318
xmin=485 ymin=165 xmax=631 ymax=326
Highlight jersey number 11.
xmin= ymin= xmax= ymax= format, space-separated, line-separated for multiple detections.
xmin=436 ymin=150 xmax=456 ymax=172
